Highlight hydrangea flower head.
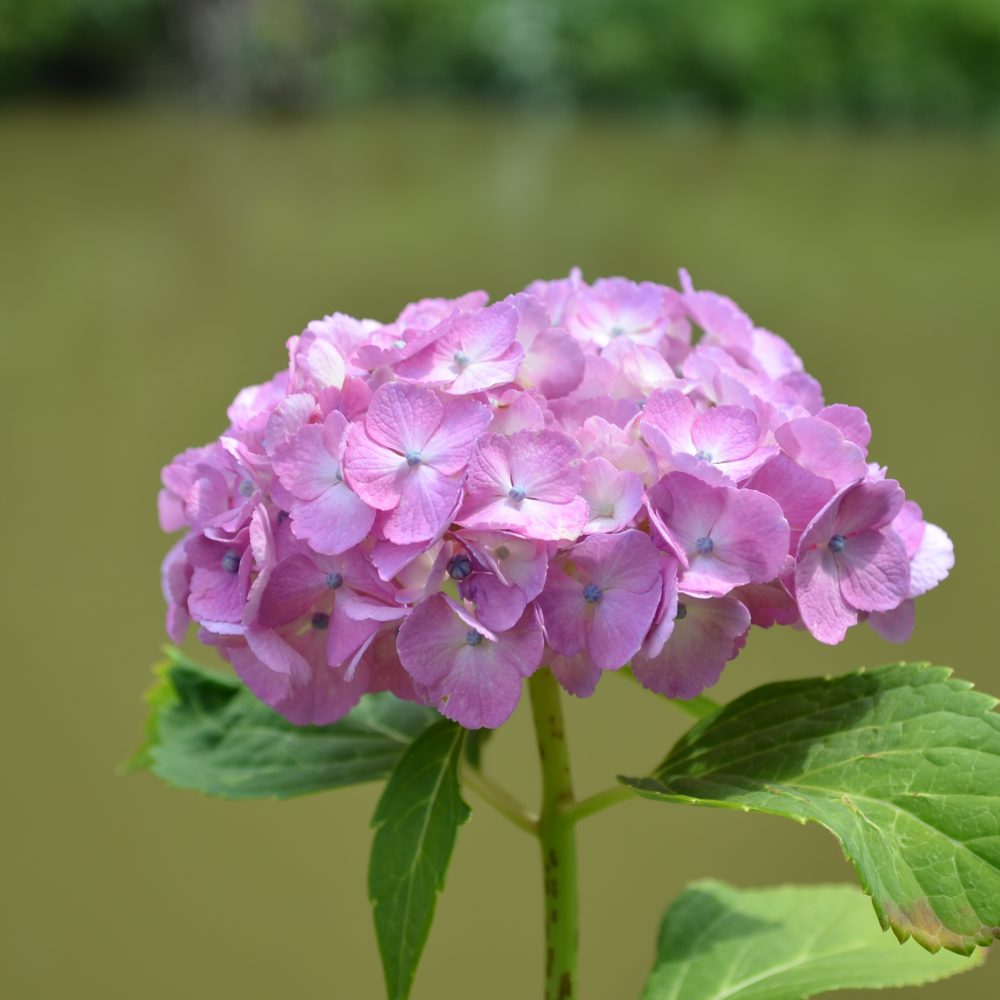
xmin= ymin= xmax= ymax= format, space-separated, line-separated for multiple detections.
xmin=158 ymin=269 xmax=952 ymax=727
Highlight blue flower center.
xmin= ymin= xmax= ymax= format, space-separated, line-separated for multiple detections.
xmin=508 ymin=485 xmax=527 ymax=502
xmin=694 ymin=449 xmax=713 ymax=463
xmin=405 ymin=450 xmax=422 ymax=467
xmin=311 ymin=612 xmax=330 ymax=630
xmin=447 ymin=554 xmax=473 ymax=580
xmin=465 ymin=629 xmax=484 ymax=647
xmin=494 ymin=545 xmax=511 ymax=561
xmin=828 ymin=534 xmax=847 ymax=554
xmin=453 ymin=351 xmax=471 ymax=368
xmin=583 ymin=582 xmax=603 ymax=604
xmin=221 ymin=549 xmax=240 ymax=574
xmin=675 ymin=602 xmax=688 ymax=620
xmin=238 ymin=478 xmax=254 ymax=497
xmin=325 ymin=572 xmax=344 ymax=590
xmin=695 ymin=536 xmax=714 ymax=555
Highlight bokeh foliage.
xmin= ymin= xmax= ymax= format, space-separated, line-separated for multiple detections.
xmin=3 ymin=0 xmax=1000 ymax=124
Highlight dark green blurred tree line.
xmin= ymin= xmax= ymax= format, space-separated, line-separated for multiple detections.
xmin=2 ymin=0 xmax=999 ymax=124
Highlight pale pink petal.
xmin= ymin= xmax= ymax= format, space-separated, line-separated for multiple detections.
xmin=422 ymin=396 xmax=492 ymax=473
xmin=342 ymin=422 xmax=408 ymax=510
xmin=581 ymin=458 xmax=644 ymax=534
xmin=775 ymin=417 xmax=868 ymax=488
xmin=819 ymin=404 xmax=871 ymax=451
xmin=909 ymin=521 xmax=954 ymax=598
xmin=365 ymin=382 xmax=443 ymax=454
xmin=447 ymin=344 xmax=524 ymax=395
xmin=690 ymin=406 xmax=760 ymax=464
xmin=508 ymin=429 xmax=582 ymax=502
xmin=641 ymin=389 xmax=696 ymax=458
xmin=517 ymin=328 xmax=585 ymax=398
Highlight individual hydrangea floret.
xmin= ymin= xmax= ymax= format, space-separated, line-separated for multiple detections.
xmin=157 ymin=269 xmax=953 ymax=728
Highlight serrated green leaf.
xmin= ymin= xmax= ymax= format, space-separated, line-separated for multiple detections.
xmin=131 ymin=649 xmax=440 ymax=799
xmin=621 ymin=663 xmax=1000 ymax=954
xmin=643 ymin=881 xmax=984 ymax=1000
xmin=368 ymin=720 xmax=470 ymax=1000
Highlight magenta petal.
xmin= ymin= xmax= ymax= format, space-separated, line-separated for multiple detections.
xmin=467 ymin=572 xmax=529 ymax=632
xmin=837 ymin=529 xmax=910 ymax=612
xmin=836 ymin=479 xmax=905 ymax=535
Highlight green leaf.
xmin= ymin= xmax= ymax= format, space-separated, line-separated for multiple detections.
xmin=621 ymin=663 xmax=1000 ymax=954
xmin=642 ymin=881 xmax=984 ymax=1000
xmin=131 ymin=648 xmax=440 ymax=799
xmin=368 ymin=720 xmax=470 ymax=1000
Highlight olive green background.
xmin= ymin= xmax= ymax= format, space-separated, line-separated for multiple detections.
xmin=2 ymin=107 xmax=997 ymax=999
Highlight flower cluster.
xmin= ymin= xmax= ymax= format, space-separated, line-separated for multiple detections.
xmin=159 ymin=270 xmax=953 ymax=729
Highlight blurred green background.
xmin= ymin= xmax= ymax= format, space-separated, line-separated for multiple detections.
xmin=2 ymin=2 xmax=999 ymax=999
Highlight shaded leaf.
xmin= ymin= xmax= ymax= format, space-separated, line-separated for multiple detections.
xmin=369 ymin=721 xmax=470 ymax=1000
xmin=622 ymin=663 xmax=1000 ymax=954
xmin=131 ymin=648 xmax=439 ymax=799
xmin=643 ymin=881 xmax=983 ymax=999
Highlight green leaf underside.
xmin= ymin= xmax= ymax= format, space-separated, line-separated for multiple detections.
xmin=621 ymin=663 xmax=1000 ymax=954
xmin=369 ymin=721 xmax=470 ymax=1000
xmin=132 ymin=649 xmax=440 ymax=799
xmin=643 ymin=881 xmax=983 ymax=1000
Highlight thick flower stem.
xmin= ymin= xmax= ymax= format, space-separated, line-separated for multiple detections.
xmin=528 ymin=668 xmax=578 ymax=1000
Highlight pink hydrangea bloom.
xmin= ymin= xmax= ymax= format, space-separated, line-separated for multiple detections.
xmin=344 ymin=382 xmax=491 ymax=543
xmin=795 ymin=479 xmax=911 ymax=644
xmin=397 ymin=594 xmax=543 ymax=728
xmin=459 ymin=429 xmax=589 ymax=541
xmin=158 ymin=269 xmax=951 ymax=728
xmin=537 ymin=530 xmax=662 ymax=672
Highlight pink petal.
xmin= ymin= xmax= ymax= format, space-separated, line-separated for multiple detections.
xmin=775 ymin=417 xmax=868 ymax=488
xmin=835 ymin=479 xmax=905 ymax=535
xmin=588 ymin=581 xmax=662 ymax=670
xmin=641 ymin=389 xmax=695 ymax=458
xmin=581 ymin=458 xmax=644 ymax=534
xmin=837 ymin=529 xmax=910 ymax=612
xmin=909 ymin=522 xmax=954 ymax=598
xmin=536 ymin=565 xmax=589 ymax=657
xmin=422 ymin=396 xmax=492 ymax=473
xmin=342 ymin=423 xmax=408 ymax=511
xmin=690 ymin=406 xmax=760 ymax=464
xmin=795 ymin=546 xmax=858 ymax=644
xmin=819 ymin=404 xmax=871 ymax=451
xmin=365 ymin=382 xmax=443 ymax=454
xmin=633 ymin=595 xmax=750 ymax=699
xmin=382 ymin=463 xmax=461 ymax=544
xmin=868 ymin=600 xmax=916 ymax=643
xmin=288 ymin=482 xmax=376 ymax=556
xmin=517 ymin=328 xmax=585 ymax=398
xmin=549 ymin=651 xmax=603 ymax=698
xmin=257 ymin=554 xmax=325 ymax=629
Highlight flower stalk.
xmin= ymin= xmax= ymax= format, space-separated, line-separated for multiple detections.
xmin=529 ymin=667 xmax=579 ymax=1000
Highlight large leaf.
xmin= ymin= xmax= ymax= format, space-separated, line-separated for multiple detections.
xmin=621 ymin=663 xmax=1000 ymax=954
xmin=643 ymin=881 xmax=983 ymax=1000
xmin=368 ymin=720 xmax=470 ymax=1000
xmin=131 ymin=649 xmax=440 ymax=799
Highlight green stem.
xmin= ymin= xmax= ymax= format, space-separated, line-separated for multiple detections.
xmin=460 ymin=761 xmax=538 ymax=835
xmin=528 ymin=668 xmax=578 ymax=1000
xmin=564 ymin=785 xmax=634 ymax=824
